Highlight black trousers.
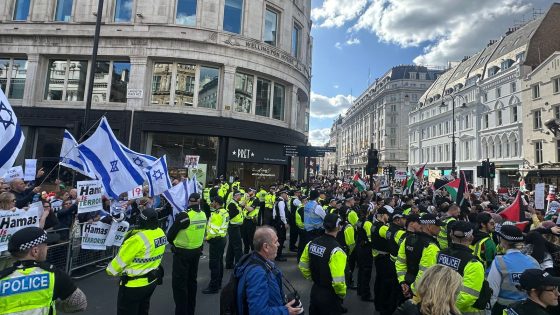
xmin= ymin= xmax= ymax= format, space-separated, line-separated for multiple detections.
xmin=288 ymin=211 xmax=298 ymax=250
xmin=117 ymin=282 xmax=157 ymax=315
xmin=262 ymin=207 xmax=273 ymax=226
xmin=373 ymin=254 xmax=399 ymax=315
xmin=172 ymin=249 xmax=201 ymax=315
xmin=241 ymin=219 xmax=256 ymax=254
xmin=225 ymin=225 xmax=243 ymax=267
xmin=208 ymin=237 xmax=226 ymax=290
xmin=309 ymin=283 xmax=343 ymax=315
xmin=346 ymin=249 xmax=357 ymax=284
xmin=357 ymin=243 xmax=373 ymax=298
xmin=273 ymin=220 xmax=287 ymax=257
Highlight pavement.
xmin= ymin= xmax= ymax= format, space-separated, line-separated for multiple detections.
xmin=76 ymin=246 xmax=377 ymax=314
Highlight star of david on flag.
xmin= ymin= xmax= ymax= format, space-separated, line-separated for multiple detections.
xmin=120 ymin=143 xmax=157 ymax=176
xmin=59 ymin=130 xmax=96 ymax=178
xmin=145 ymin=155 xmax=172 ymax=197
xmin=78 ymin=117 xmax=144 ymax=199
xmin=0 ymin=88 xmax=24 ymax=176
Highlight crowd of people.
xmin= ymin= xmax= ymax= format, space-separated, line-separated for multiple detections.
xmin=3 ymin=171 xmax=560 ymax=315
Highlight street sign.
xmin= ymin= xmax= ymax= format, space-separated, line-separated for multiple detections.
xmin=283 ymin=145 xmax=336 ymax=157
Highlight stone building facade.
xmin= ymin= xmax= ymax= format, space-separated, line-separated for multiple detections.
xmin=0 ymin=0 xmax=312 ymax=187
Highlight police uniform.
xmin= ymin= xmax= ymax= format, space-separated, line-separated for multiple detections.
xmin=288 ymin=192 xmax=302 ymax=252
xmin=437 ymin=215 xmax=457 ymax=250
xmin=0 ymin=227 xmax=85 ymax=315
xmin=370 ymin=207 xmax=395 ymax=315
xmin=241 ymin=189 xmax=259 ymax=254
xmin=488 ymin=225 xmax=540 ymax=315
xmin=107 ymin=208 xmax=167 ymax=315
xmin=436 ymin=221 xmax=486 ymax=315
xmin=225 ymin=193 xmax=244 ymax=268
xmin=299 ymin=214 xmax=347 ymax=315
xmin=272 ymin=192 xmax=289 ymax=261
xmin=384 ymin=211 xmax=407 ymax=307
xmin=256 ymin=187 xmax=268 ymax=225
xmin=356 ymin=213 xmax=374 ymax=301
xmin=168 ymin=194 xmax=208 ymax=315
xmin=202 ymin=196 xmax=229 ymax=294
xmin=505 ymin=269 xmax=560 ymax=315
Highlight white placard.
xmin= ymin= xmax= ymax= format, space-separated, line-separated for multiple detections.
xmin=2 ymin=166 xmax=23 ymax=183
xmin=535 ymin=183 xmax=546 ymax=210
xmin=81 ymin=221 xmax=111 ymax=250
xmin=51 ymin=200 xmax=63 ymax=213
xmin=0 ymin=204 xmax=41 ymax=251
xmin=394 ymin=171 xmax=407 ymax=181
xmin=77 ymin=180 xmax=104 ymax=214
xmin=184 ymin=155 xmax=200 ymax=169
xmin=126 ymin=89 xmax=144 ymax=99
xmin=23 ymin=159 xmax=37 ymax=181
xmin=127 ymin=185 xmax=143 ymax=200
xmin=104 ymin=221 xmax=130 ymax=247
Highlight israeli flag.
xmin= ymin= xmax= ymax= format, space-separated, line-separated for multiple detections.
xmin=145 ymin=155 xmax=172 ymax=197
xmin=188 ymin=174 xmax=198 ymax=194
xmin=0 ymin=89 xmax=24 ymax=176
xmin=78 ymin=117 xmax=144 ymax=199
xmin=59 ymin=130 xmax=95 ymax=178
xmin=163 ymin=180 xmax=190 ymax=214
xmin=120 ymin=144 xmax=157 ymax=171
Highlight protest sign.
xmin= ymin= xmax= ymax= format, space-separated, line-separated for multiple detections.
xmin=0 ymin=204 xmax=41 ymax=251
xmin=51 ymin=200 xmax=63 ymax=213
xmin=127 ymin=185 xmax=143 ymax=200
xmin=24 ymin=159 xmax=37 ymax=181
xmin=535 ymin=183 xmax=545 ymax=210
xmin=2 ymin=166 xmax=23 ymax=183
xmin=184 ymin=155 xmax=200 ymax=168
xmin=77 ymin=180 xmax=103 ymax=214
xmin=394 ymin=171 xmax=407 ymax=181
xmin=188 ymin=163 xmax=207 ymax=186
xmin=81 ymin=221 xmax=111 ymax=250
xmin=428 ymin=170 xmax=442 ymax=183
xmin=104 ymin=221 xmax=130 ymax=247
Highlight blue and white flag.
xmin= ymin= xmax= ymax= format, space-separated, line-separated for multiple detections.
xmin=78 ymin=117 xmax=144 ymax=199
xmin=59 ymin=130 xmax=95 ymax=178
xmin=162 ymin=180 xmax=190 ymax=214
xmin=120 ymin=144 xmax=157 ymax=171
xmin=145 ymin=155 xmax=172 ymax=197
xmin=188 ymin=175 xmax=198 ymax=195
xmin=0 ymin=88 xmax=24 ymax=176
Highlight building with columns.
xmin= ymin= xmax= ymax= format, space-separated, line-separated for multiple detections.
xmin=337 ymin=65 xmax=441 ymax=177
xmin=0 ymin=0 xmax=312 ymax=187
xmin=409 ymin=3 xmax=560 ymax=188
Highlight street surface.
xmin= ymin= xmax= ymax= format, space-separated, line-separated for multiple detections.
xmin=76 ymin=247 xmax=376 ymax=314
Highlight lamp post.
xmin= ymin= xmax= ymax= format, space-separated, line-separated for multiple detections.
xmin=439 ymin=94 xmax=467 ymax=176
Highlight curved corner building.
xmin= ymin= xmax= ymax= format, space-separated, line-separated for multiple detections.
xmin=0 ymin=0 xmax=312 ymax=187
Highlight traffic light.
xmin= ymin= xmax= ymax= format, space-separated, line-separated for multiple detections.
xmin=488 ymin=162 xmax=496 ymax=178
xmin=366 ymin=149 xmax=378 ymax=176
xmin=388 ymin=165 xmax=395 ymax=179
xmin=478 ymin=161 xmax=488 ymax=178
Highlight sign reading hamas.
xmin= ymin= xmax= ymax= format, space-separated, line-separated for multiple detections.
xmin=77 ymin=180 xmax=103 ymax=214
xmin=104 ymin=221 xmax=130 ymax=247
xmin=81 ymin=221 xmax=111 ymax=250
xmin=0 ymin=203 xmax=41 ymax=251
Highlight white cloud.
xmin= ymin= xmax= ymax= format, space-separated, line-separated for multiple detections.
xmin=346 ymin=37 xmax=361 ymax=45
xmin=335 ymin=42 xmax=343 ymax=49
xmin=309 ymin=128 xmax=332 ymax=146
xmin=312 ymin=0 xmax=551 ymax=65
xmin=310 ymin=92 xmax=352 ymax=119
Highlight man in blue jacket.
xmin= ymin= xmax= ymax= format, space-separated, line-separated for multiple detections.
xmin=235 ymin=226 xmax=303 ymax=315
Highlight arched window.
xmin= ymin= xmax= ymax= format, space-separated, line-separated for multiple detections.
xmin=497 ymin=138 xmax=502 ymax=158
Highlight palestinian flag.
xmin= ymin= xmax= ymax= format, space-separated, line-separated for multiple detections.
xmin=415 ymin=163 xmax=427 ymax=181
xmin=499 ymin=191 xmax=522 ymax=222
xmin=433 ymin=178 xmax=450 ymax=191
xmin=353 ymin=172 xmax=367 ymax=192
xmin=404 ymin=176 xmax=415 ymax=194
xmin=442 ymin=171 xmax=468 ymax=205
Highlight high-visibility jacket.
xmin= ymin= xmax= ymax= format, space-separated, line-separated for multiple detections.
xmin=472 ymin=232 xmax=497 ymax=270
xmin=346 ymin=209 xmax=359 ymax=226
xmin=299 ymin=234 xmax=347 ymax=298
xmin=295 ymin=204 xmax=304 ymax=229
xmin=264 ymin=193 xmax=275 ymax=208
xmin=228 ymin=200 xmax=244 ymax=225
xmin=0 ymin=263 xmax=56 ymax=314
xmin=385 ymin=223 xmax=406 ymax=262
xmin=256 ymin=189 xmax=267 ymax=202
xmin=336 ymin=222 xmax=355 ymax=255
xmin=437 ymin=217 xmax=457 ymax=250
xmin=203 ymin=187 xmax=211 ymax=204
xmin=206 ymin=207 xmax=229 ymax=240
xmin=411 ymin=232 xmax=440 ymax=293
xmin=371 ymin=221 xmax=390 ymax=257
xmin=437 ymin=243 xmax=485 ymax=314
xmin=107 ymin=228 xmax=167 ymax=287
xmin=244 ymin=197 xmax=259 ymax=219
xmin=174 ymin=210 xmax=207 ymax=249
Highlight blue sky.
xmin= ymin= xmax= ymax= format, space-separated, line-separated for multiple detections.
xmin=308 ymin=0 xmax=553 ymax=145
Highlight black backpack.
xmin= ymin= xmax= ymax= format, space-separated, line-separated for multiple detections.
xmin=220 ymin=253 xmax=269 ymax=315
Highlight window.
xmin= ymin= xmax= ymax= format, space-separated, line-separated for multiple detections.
xmin=13 ymin=0 xmax=31 ymax=21
xmin=234 ymin=73 xmax=253 ymax=113
xmin=532 ymin=84 xmax=540 ymax=99
xmin=496 ymin=87 xmax=501 ymax=98
xmin=482 ymin=92 xmax=488 ymax=102
xmin=256 ymin=78 xmax=271 ymax=117
xmin=534 ymin=110 xmax=542 ymax=129
xmin=445 ymin=121 xmax=449 ymax=134
xmin=419 ymin=73 xmax=426 ymax=80
xmin=391 ymin=104 xmax=397 ymax=112
xmin=292 ymin=23 xmax=302 ymax=57
xmin=535 ymin=141 xmax=543 ymax=164
xmin=465 ymin=141 xmax=470 ymax=160
xmin=553 ymin=77 xmax=560 ymax=94
xmin=304 ymin=112 xmax=309 ymax=132
xmin=465 ymin=115 xmax=469 ymax=128
xmin=45 ymin=59 xmax=87 ymax=101
xmin=555 ymin=106 xmax=560 ymax=120
xmin=390 ymin=127 xmax=396 ymax=135
xmin=198 ymin=67 xmax=219 ymax=109
xmin=432 ymin=147 xmax=436 ymax=162
xmin=516 ymin=52 xmax=525 ymax=62
xmin=114 ymin=0 xmax=133 ymax=22
xmin=0 ymin=58 xmax=27 ymax=99
xmin=223 ymin=0 xmax=243 ymax=34
xmin=409 ymin=72 xmax=416 ymax=79
xmin=511 ymin=82 xmax=516 ymax=93
xmin=445 ymin=144 xmax=450 ymax=161
xmin=272 ymin=83 xmax=285 ymax=120
xmin=512 ymin=106 xmax=518 ymax=122
xmin=92 ymin=61 xmax=130 ymax=103
xmin=497 ymin=110 xmax=503 ymax=125
xmin=513 ymin=138 xmax=519 ymax=156
xmin=54 ymin=0 xmax=73 ymax=21
xmin=557 ymin=140 xmax=560 ymax=162
xmin=263 ymin=8 xmax=279 ymax=46
xmin=176 ymin=0 xmax=197 ymax=26
xmin=484 ymin=114 xmax=489 ymax=128
xmin=175 ymin=64 xmax=196 ymax=106
xmin=390 ymin=139 xmax=396 ymax=146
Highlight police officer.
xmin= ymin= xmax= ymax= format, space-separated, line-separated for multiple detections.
xmin=263 ymin=185 xmax=277 ymax=225
xmin=107 ymin=207 xmax=166 ymax=314
xmin=324 ymin=198 xmax=338 ymax=214
xmin=256 ymin=186 xmax=268 ymax=225
xmin=289 ymin=189 xmax=302 ymax=252
xmin=225 ymin=191 xmax=244 ymax=269
xmin=488 ymin=224 xmax=540 ymax=315
xmin=241 ymin=188 xmax=259 ymax=254
xmin=505 ymin=269 xmax=560 ymax=315
xmin=371 ymin=206 xmax=395 ymax=315
xmin=299 ymin=213 xmax=347 ymax=315
xmin=337 ymin=212 xmax=356 ymax=289
xmin=272 ymin=189 xmax=289 ymax=262
xmin=1 ymin=227 xmax=87 ymax=314
xmin=436 ymin=221 xmax=486 ymax=315
xmin=472 ymin=212 xmax=497 ymax=269
xmin=300 ymin=190 xmax=327 ymax=260
xmin=168 ymin=193 xmax=208 ymax=315
xmin=437 ymin=204 xmax=459 ymax=250
xmin=202 ymin=196 xmax=229 ymax=294
xmin=355 ymin=205 xmax=374 ymax=302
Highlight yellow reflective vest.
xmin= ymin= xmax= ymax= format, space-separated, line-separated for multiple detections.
xmin=174 ymin=210 xmax=208 ymax=249
xmin=0 ymin=264 xmax=55 ymax=314
xmin=107 ymin=228 xmax=167 ymax=287
xmin=244 ymin=197 xmax=259 ymax=220
xmin=207 ymin=207 xmax=229 ymax=240
xmin=229 ymin=200 xmax=244 ymax=225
